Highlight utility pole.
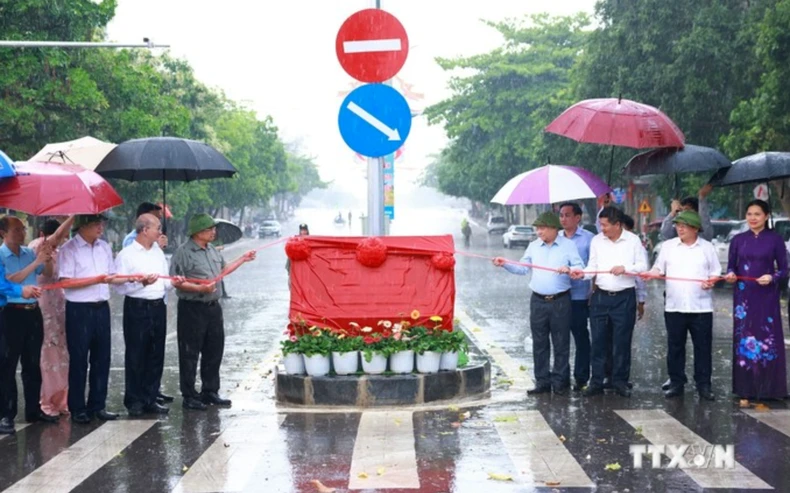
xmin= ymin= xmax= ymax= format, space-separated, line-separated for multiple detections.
xmin=366 ymin=0 xmax=386 ymax=236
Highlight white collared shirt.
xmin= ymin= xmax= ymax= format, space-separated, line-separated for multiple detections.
xmin=651 ymin=237 xmax=721 ymax=313
xmin=113 ymin=240 xmax=172 ymax=300
xmin=58 ymin=234 xmax=116 ymax=302
xmin=584 ymin=230 xmax=648 ymax=291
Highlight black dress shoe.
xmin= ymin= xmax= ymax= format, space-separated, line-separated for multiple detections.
xmin=583 ymin=386 xmax=604 ymax=397
xmin=201 ymin=392 xmax=232 ymax=406
xmin=526 ymin=386 xmax=552 ymax=396
xmin=0 ymin=417 xmax=15 ymax=434
xmin=698 ymin=387 xmax=716 ymax=401
xmin=552 ymin=386 xmax=569 ymax=396
xmin=143 ymin=403 xmax=170 ymax=415
xmin=664 ymin=385 xmax=685 ymax=398
xmin=661 ymin=378 xmax=672 ymax=391
xmin=71 ymin=412 xmax=91 ymax=424
xmin=26 ymin=411 xmax=59 ymax=424
xmin=127 ymin=406 xmax=145 ymax=417
xmin=95 ymin=410 xmax=118 ymax=421
xmin=183 ymin=397 xmax=208 ymax=411
xmin=613 ymin=385 xmax=632 ymax=398
xmin=156 ymin=392 xmax=175 ymax=403
xmin=572 ymin=381 xmax=587 ymax=392
xmin=602 ymin=378 xmax=613 ymax=390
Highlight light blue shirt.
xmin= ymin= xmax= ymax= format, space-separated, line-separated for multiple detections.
xmin=0 ymin=244 xmax=43 ymax=304
xmin=561 ymin=227 xmax=595 ymax=300
xmin=503 ymin=234 xmax=584 ymax=296
xmin=123 ymin=230 xmax=137 ymax=248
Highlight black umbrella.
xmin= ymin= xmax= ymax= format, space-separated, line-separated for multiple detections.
xmin=624 ymin=144 xmax=731 ymax=177
xmin=709 ymin=152 xmax=790 ymax=187
xmin=94 ymin=137 xmax=237 ymax=233
xmin=214 ymin=219 xmax=243 ymax=245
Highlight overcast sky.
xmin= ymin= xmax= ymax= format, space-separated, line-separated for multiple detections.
xmin=107 ymin=0 xmax=596 ymax=194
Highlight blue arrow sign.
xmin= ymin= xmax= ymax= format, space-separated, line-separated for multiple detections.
xmin=338 ymin=84 xmax=412 ymax=158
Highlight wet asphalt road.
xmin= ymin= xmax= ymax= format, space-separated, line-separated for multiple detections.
xmin=0 ymin=205 xmax=788 ymax=493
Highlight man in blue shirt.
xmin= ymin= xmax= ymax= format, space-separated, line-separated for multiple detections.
xmin=559 ymin=202 xmax=595 ymax=391
xmin=123 ymin=202 xmax=168 ymax=249
xmin=0 ymin=216 xmax=47 ymax=435
xmin=494 ymin=212 xmax=584 ymax=396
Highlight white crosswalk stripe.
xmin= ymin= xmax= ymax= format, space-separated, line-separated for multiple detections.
xmin=742 ymin=409 xmax=790 ymax=438
xmin=616 ymin=409 xmax=773 ymax=490
xmin=2 ymin=420 xmax=155 ymax=493
xmin=348 ymin=411 xmax=419 ymax=490
xmin=492 ymin=410 xmax=594 ymax=488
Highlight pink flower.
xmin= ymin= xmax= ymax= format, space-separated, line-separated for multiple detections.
xmin=289 ymin=335 xmax=298 ymax=342
xmin=394 ymin=332 xmax=402 ymax=341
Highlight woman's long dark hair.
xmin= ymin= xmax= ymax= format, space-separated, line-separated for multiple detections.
xmin=745 ymin=199 xmax=772 ymax=230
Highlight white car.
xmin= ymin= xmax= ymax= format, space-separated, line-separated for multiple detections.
xmin=259 ymin=220 xmax=281 ymax=238
xmin=487 ymin=216 xmax=508 ymax=235
xmin=502 ymin=225 xmax=537 ymax=249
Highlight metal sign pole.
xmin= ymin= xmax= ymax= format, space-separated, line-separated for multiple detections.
xmin=366 ymin=0 xmax=385 ymax=236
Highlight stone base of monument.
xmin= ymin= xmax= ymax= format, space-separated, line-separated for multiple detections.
xmin=275 ymin=337 xmax=491 ymax=407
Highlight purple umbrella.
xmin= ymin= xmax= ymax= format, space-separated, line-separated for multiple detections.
xmin=490 ymin=164 xmax=611 ymax=205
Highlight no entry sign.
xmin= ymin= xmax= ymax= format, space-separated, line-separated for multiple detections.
xmin=336 ymin=9 xmax=409 ymax=83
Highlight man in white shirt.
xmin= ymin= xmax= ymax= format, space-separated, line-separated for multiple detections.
xmin=115 ymin=214 xmax=184 ymax=416
xmin=571 ymin=206 xmax=647 ymax=397
xmin=641 ymin=211 xmax=720 ymax=401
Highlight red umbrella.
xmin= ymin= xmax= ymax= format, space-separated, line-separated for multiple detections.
xmin=545 ymin=98 xmax=685 ymax=148
xmin=0 ymin=161 xmax=123 ymax=215
xmin=545 ymin=98 xmax=685 ymax=184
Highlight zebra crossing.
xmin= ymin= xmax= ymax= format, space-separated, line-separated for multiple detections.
xmin=0 ymin=405 xmax=787 ymax=492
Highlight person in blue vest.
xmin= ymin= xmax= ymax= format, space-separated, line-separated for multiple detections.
xmin=0 ymin=216 xmax=45 ymax=435
xmin=123 ymin=202 xmax=168 ymax=249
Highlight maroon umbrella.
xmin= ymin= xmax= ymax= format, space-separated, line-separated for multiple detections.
xmin=0 ymin=161 xmax=123 ymax=215
xmin=545 ymin=97 xmax=685 ymax=183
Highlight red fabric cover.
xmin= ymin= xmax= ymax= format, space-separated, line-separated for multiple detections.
xmin=285 ymin=237 xmax=312 ymax=261
xmin=356 ymin=237 xmax=388 ymax=267
xmin=431 ymin=252 xmax=455 ymax=271
xmin=289 ymin=235 xmax=455 ymax=332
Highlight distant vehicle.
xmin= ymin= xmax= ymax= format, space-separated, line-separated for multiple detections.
xmin=487 ymin=215 xmax=508 ymax=235
xmin=259 ymin=220 xmax=281 ymax=238
xmin=502 ymin=225 xmax=537 ymax=249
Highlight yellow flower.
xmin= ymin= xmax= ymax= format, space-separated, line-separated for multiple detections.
xmin=410 ymin=310 xmax=420 ymax=320
xmin=429 ymin=316 xmax=442 ymax=322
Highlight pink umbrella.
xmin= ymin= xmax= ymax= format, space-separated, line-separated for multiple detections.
xmin=490 ymin=165 xmax=611 ymax=205
xmin=0 ymin=161 xmax=123 ymax=215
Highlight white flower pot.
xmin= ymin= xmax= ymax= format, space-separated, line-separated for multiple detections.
xmin=304 ymin=354 xmax=330 ymax=377
xmin=416 ymin=351 xmax=441 ymax=373
xmin=389 ymin=350 xmax=414 ymax=374
xmin=332 ymin=351 xmax=359 ymax=375
xmin=362 ymin=352 xmax=387 ymax=374
xmin=440 ymin=351 xmax=459 ymax=371
xmin=283 ymin=353 xmax=305 ymax=374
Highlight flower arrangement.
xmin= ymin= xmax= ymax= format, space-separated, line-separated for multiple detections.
xmin=294 ymin=327 xmax=333 ymax=356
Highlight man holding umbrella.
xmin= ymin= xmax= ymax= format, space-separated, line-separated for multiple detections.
xmin=661 ymin=185 xmax=714 ymax=242
xmin=170 ymin=214 xmax=256 ymax=410
xmin=123 ymin=202 xmax=168 ymax=249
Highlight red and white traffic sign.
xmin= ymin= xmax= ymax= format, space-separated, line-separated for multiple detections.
xmin=336 ymin=9 xmax=409 ymax=83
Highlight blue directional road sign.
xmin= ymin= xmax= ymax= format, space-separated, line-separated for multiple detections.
xmin=338 ymin=83 xmax=412 ymax=158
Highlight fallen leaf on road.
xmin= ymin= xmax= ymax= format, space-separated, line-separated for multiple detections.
xmin=604 ymin=463 xmax=621 ymax=471
xmin=754 ymin=403 xmax=770 ymax=412
xmin=394 ymin=418 xmax=402 ymax=426
xmin=558 ymin=435 xmax=566 ymax=442
xmin=224 ymin=443 xmax=230 ymax=448
xmin=448 ymin=405 xmax=460 ymax=412
xmin=519 ymin=365 xmax=527 ymax=371
xmin=496 ymin=378 xmax=514 ymax=386
xmin=597 ymin=438 xmax=607 ymax=443
xmin=634 ymin=426 xmax=643 ymax=435
xmin=310 ymin=480 xmax=336 ymax=493
xmin=376 ymin=467 xmax=386 ymax=476
xmin=459 ymin=411 xmax=471 ymax=421
xmin=182 ymin=465 xmax=189 ymax=473
xmin=439 ymin=431 xmax=454 ymax=435
xmin=493 ymin=416 xmax=518 ymax=423
xmin=487 ymin=472 xmax=513 ymax=481
xmin=472 ymin=328 xmax=482 ymax=333
xmin=545 ymin=480 xmax=561 ymax=486
xmin=451 ymin=422 xmax=461 ymax=428
xmin=739 ymin=399 xmax=750 ymax=408
xmin=357 ymin=472 xmax=368 ymax=479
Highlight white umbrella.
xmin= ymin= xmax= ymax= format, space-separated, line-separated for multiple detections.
xmin=490 ymin=164 xmax=611 ymax=205
xmin=29 ymin=136 xmax=116 ymax=170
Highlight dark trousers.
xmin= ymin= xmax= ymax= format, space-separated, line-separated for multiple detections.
xmin=590 ymin=288 xmax=636 ymax=388
xmin=177 ymin=300 xmax=224 ymax=399
xmin=664 ymin=312 xmax=713 ymax=388
xmin=570 ymin=300 xmax=590 ymax=384
xmin=0 ymin=306 xmax=44 ymax=420
xmin=123 ymin=297 xmax=166 ymax=410
xmin=65 ymin=301 xmax=111 ymax=415
xmin=529 ymin=293 xmax=571 ymax=388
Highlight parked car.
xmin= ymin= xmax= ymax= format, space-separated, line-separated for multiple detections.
xmin=258 ymin=220 xmax=281 ymax=238
xmin=487 ymin=215 xmax=508 ymax=235
xmin=502 ymin=225 xmax=537 ymax=249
